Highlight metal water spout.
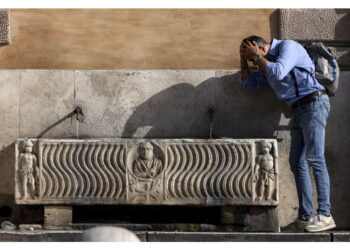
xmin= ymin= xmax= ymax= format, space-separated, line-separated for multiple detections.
xmin=73 ymin=107 xmax=84 ymax=123
xmin=73 ymin=107 xmax=84 ymax=139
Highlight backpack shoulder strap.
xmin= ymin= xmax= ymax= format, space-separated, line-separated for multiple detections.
xmin=291 ymin=68 xmax=300 ymax=97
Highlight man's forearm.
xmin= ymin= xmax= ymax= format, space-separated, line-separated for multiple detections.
xmin=240 ymin=56 xmax=250 ymax=81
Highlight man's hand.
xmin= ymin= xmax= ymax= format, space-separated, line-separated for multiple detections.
xmin=240 ymin=42 xmax=247 ymax=59
xmin=240 ymin=41 xmax=250 ymax=81
xmin=243 ymin=40 xmax=261 ymax=61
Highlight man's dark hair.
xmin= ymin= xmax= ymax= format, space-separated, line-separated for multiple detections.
xmin=243 ymin=35 xmax=269 ymax=45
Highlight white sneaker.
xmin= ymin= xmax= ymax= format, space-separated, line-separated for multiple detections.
xmin=305 ymin=215 xmax=336 ymax=232
xmin=281 ymin=218 xmax=313 ymax=232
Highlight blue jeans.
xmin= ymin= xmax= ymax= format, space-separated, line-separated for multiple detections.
xmin=289 ymin=94 xmax=331 ymax=221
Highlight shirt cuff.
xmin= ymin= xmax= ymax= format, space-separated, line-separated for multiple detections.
xmin=265 ymin=62 xmax=275 ymax=80
xmin=239 ymin=73 xmax=249 ymax=84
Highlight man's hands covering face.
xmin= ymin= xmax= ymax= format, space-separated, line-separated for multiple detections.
xmin=240 ymin=40 xmax=261 ymax=61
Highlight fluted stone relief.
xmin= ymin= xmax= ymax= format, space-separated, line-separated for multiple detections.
xmin=15 ymin=138 xmax=278 ymax=205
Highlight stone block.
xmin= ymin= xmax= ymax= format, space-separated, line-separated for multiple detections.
xmin=278 ymin=9 xmax=350 ymax=69
xmin=15 ymin=138 xmax=278 ymax=208
xmin=19 ymin=224 xmax=43 ymax=231
xmin=221 ymin=206 xmax=279 ymax=232
xmin=279 ymin=9 xmax=350 ymax=42
xmin=19 ymin=70 xmax=75 ymax=138
xmin=0 ymin=10 xmax=10 ymax=45
xmin=0 ymin=230 xmax=83 ymax=242
xmin=244 ymin=206 xmax=279 ymax=232
xmin=74 ymin=70 xmax=216 ymax=138
xmin=44 ymin=206 xmax=72 ymax=229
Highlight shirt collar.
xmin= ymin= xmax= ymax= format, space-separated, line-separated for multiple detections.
xmin=268 ymin=38 xmax=282 ymax=59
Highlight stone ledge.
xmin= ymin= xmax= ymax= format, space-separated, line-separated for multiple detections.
xmin=332 ymin=232 xmax=350 ymax=242
xmin=1 ymin=230 xmax=347 ymax=242
xmin=0 ymin=230 xmax=83 ymax=242
xmin=0 ymin=230 xmax=147 ymax=242
xmin=147 ymin=232 xmax=331 ymax=242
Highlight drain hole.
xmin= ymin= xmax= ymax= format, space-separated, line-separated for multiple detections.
xmin=0 ymin=206 xmax=12 ymax=218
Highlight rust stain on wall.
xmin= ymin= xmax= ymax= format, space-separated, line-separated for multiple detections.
xmin=0 ymin=9 xmax=277 ymax=69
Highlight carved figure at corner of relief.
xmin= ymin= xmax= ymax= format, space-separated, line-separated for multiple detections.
xmin=253 ymin=141 xmax=277 ymax=201
xmin=18 ymin=139 xmax=39 ymax=200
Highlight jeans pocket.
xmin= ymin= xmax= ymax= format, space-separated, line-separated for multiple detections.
xmin=322 ymin=102 xmax=331 ymax=113
xmin=317 ymin=102 xmax=330 ymax=125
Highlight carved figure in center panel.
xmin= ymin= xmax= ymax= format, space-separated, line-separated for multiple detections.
xmin=127 ymin=141 xmax=165 ymax=202
xmin=18 ymin=139 xmax=39 ymax=200
xmin=253 ymin=141 xmax=277 ymax=201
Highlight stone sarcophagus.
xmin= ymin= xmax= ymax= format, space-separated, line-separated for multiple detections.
xmin=15 ymin=138 xmax=278 ymax=206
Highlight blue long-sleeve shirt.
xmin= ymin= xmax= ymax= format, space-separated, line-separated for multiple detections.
xmin=241 ymin=39 xmax=325 ymax=106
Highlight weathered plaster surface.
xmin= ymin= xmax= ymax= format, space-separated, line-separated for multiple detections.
xmin=19 ymin=70 xmax=75 ymax=138
xmin=74 ymin=70 xmax=215 ymax=138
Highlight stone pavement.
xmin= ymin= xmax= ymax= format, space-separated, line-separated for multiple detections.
xmin=0 ymin=230 xmax=349 ymax=242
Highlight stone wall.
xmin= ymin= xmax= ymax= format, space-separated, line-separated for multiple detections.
xmin=0 ymin=10 xmax=10 ymax=45
xmin=277 ymin=8 xmax=350 ymax=229
xmin=1 ymin=70 xmax=350 ymax=229
xmin=0 ymin=8 xmax=349 ymax=230
xmin=279 ymin=9 xmax=350 ymax=70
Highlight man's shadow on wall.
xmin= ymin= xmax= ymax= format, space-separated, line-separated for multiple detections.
xmin=122 ymin=72 xmax=291 ymax=139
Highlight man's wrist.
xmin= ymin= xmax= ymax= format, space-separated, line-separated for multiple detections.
xmin=253 ymin=54 xmax=262 ymax=63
